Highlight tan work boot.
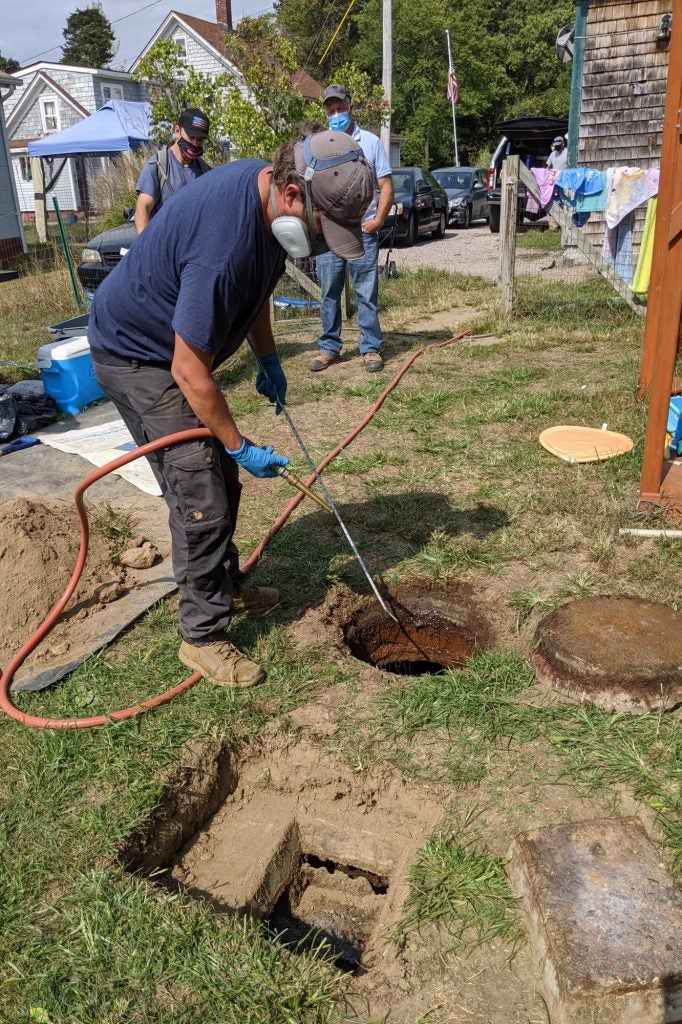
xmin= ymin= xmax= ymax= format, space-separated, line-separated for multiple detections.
xmin=231 ymin=583 xmax=280 ymax=617
xmin=179 ymin=638 xmax=265 ymax=688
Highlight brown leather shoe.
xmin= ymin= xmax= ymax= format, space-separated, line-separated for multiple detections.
xmin=362 ymin=352 xmax=384 ymax=373
xmin=309 ymin=352 xmax=339 ymax=372
xmin=231 ymin=583 xmax=280 ymax=617
xmin=179 ymin=639 xmax=265 ymax=688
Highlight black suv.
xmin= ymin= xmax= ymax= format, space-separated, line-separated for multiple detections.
xmin=486 ymin=116 xmax=568 ymax=233
xmin=77 ymin=218 xmax=136 ymax=298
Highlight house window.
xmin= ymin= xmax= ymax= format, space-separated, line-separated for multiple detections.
xmin=40 ymin=97 xmax=60 ymax=133
xmin=102 ymin=84 xmax=124 ymax=102
xmin=19 ymin=157 xmax=32 ymax=182
xmin=174 ymin=34 xmax=187 ymax=57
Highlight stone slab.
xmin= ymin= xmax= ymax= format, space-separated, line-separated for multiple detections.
xmin=532 ymin=596 xmax=682 ymax=713
xmin=176 ymin=794 xmax=300 ymax=918
xmin=508 ymin=817 xmax=682 ymax=1024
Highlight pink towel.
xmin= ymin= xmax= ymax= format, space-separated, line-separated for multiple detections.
xmin=605 ymin=167 xmax=659 ymax=228
xmin=526 ymin=168 xmax=556 ymax=214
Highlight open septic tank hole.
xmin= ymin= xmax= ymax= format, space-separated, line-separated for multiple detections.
xmin=118 ymin=738 xmax=440 ymax=975
xmin=341 ymin=580 xmax=493 ymax=675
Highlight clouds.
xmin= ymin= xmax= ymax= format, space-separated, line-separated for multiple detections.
xmin=5 ymin=0 xmax=271 ymax=70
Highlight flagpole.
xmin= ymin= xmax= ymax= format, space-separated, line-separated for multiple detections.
xmin=445 ymin=29 xmax=459 ymax=166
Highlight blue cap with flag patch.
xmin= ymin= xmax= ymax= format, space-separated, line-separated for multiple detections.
xmin=178 ymin=108 xmax=210 ymax=139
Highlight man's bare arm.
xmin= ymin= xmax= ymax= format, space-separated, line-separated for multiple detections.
xmin=134 ymin=192 xmax=156 ymax=234
xmin=171 ymin=334 xmax=243 ymax=450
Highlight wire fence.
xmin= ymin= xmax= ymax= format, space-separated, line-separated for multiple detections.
xmin=498 ymin=156 xmax=649 ymax=318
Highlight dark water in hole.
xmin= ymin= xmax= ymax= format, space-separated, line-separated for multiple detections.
xmin=379 ymin=659 xmax=447 ymax=676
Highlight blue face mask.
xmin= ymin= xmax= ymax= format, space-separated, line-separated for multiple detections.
xmin=327 ymin=111 xmax=351 ymax=133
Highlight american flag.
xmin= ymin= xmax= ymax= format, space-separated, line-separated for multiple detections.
xmin=447 ymin=67 xmax=459 ymax=104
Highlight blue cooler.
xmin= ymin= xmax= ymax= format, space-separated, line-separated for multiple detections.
xmin=36 ymin=336 xmax=104 ymax=415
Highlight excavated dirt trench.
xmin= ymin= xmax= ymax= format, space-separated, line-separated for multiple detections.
xmin=118 ymin=737 xmax=442 ymax=977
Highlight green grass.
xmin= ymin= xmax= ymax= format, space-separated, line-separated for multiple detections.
xmin=398 ymin=811 xmax=524 ymax=953
xmin=516 ymin=228 xmax=563 ymax=252
xmin=1 ymin=250 xmax=680 ymax=1021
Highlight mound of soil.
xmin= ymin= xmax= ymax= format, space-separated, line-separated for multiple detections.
xmin=0 ymin=497 xmax=124 ymax=670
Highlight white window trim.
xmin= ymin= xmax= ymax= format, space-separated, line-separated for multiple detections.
xmin=40 ymin=95 xmax=61 ymax=134
xmin=102 ymin=83 xmax=124 ymax=101
xmin=174 ymin=34 xmax=187 ymax=57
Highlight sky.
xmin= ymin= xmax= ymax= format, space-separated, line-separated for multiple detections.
xmin=2 ymin=0 xmax=273 ymax=71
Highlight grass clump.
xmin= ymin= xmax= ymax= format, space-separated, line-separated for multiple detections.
xmin=399 ymin=810 xmax=523 ymax=952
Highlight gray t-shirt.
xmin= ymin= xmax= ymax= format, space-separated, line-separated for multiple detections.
xmin=546 ymin=148 xmax=568 ymax=171
xmin=135 ymin=147 xmax=206 ymax=216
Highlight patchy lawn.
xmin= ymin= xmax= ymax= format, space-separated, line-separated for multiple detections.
xmin=0 ymin=268 xmax=679 ymax=1024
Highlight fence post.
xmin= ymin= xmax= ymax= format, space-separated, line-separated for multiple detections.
xmin=498 ymin=154 xmax=519 ymax=315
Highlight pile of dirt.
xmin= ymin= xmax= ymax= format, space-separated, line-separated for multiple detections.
xmin=0 ymin=497 xmax=125 ymax=669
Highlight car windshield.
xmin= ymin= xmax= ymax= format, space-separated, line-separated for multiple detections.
xmin=392 ymin=170 xmax=415 ymax=192
xmin=433 ymin=170 xmax=473 ymax=189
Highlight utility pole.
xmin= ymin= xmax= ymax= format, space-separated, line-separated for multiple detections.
xmin=381 ymin=0 xmax=392 ymax=157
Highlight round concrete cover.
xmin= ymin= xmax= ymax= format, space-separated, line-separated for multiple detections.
xmin=539 ymin=425 xmax=633 ymax=463
xmin=532 ymin=596 xmax=682 ymax=713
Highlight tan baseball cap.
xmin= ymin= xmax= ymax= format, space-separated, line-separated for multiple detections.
xmin=294 ymin=130 xmax=373 ymax=260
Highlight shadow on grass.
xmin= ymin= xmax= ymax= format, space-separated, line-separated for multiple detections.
xmin=247 ymin=489 xmax=510 ymax=621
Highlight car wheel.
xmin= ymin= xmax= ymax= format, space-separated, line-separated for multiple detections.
xmin=402 ymin=213 xmax=416 ymax=247
xmin=488 ymin=206 xmax=500 ymax=234
xmin=432 ymin=211 xmax=446 ymax=239
xmin=462 ymin=204 xmax=472 ymax=229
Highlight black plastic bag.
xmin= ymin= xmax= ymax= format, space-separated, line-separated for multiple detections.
xmin=2 ymin=381 xmax=58 ymax=438
xmin=0 ymin=392 xmax=17 ymax=441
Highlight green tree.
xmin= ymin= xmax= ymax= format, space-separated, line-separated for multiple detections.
xmin=61 ymin=3 xmax=116 ymax=68
xmin=0 ymin=53 xmax=20 ymax=73
xmin=134 ymin=39 xmax=228 ymax=161
xmin=274 ymin=0 xmax=359 ymax=79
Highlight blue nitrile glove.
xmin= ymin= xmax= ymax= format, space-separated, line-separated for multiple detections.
xmin=226 ymin=437 xmax=289 ymax=478
xmin=255 ymin=353 xmax=287 ymax=414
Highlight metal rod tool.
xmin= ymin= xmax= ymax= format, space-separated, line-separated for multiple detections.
xmin=250 ymin=347 xmax=398 ymax=623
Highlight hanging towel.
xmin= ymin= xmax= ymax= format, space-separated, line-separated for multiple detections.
xmin=605 ymin=167 xmax=659 ymax=228
xmin=526 ymin=167 xmax=556 ymax=214
xmin=603 ymin=210 xmax=635 ymax=284
xmin=631 ymin=197 xmax=657 ymax=298
xmin=575 ymin=170 xmax=608 ymax=213
xmin=556 ymin=167 xmax=603 ymax=196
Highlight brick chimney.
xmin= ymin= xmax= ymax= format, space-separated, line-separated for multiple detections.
xmin=215 ymin=0 xmax=233 ymax=31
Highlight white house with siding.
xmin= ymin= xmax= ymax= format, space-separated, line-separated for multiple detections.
xmin=129 ymin=1 xmax=323 ymax=121
xmin=4 ymin=62 xmax=146 ymax=216
xmin=0 ymin=71 xmax=25 ymax=265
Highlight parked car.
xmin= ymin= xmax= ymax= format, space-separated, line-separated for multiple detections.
xmin=382 ymin=167 xmax=449 ymax=246
xmin=432 ymin=166 xmax=489 ymax=227
xmin=485 ymin=116 xmax=568 ymax=233
xmin=77 ymin=216 xmax=136 ymax=297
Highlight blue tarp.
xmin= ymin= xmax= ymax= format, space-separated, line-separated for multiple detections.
xmin=28 ymin=100 xmax=151 ymax=157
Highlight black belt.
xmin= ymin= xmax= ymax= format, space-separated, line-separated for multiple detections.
xmin=91 ymin=348 xmax=171 ymax=371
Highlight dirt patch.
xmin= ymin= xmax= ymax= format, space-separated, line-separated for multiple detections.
xmin=0 ymin=497 xmax=128 ymax=671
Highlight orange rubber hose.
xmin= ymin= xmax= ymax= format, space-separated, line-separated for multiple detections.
xmin=0 ymin=331 xmax=468 ymax=729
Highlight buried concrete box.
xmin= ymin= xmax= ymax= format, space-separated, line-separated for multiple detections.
xmin=508 ymin=818 xmax=682 ymax=1024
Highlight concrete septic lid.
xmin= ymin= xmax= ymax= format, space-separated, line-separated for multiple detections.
xmin=531 ymin=595 xmax=682 ymax=713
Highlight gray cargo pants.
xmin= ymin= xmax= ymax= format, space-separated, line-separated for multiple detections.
xmin=93 ymin=351 xmax=241 ymax=644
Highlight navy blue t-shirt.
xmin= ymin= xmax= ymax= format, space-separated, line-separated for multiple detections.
xmin=89 ymin=160 xmax=285 ymax=367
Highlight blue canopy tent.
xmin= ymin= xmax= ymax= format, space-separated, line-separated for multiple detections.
xmin=28 ymin=100 xmax=152 ymax=158
xmin=27 ymin=101 xmax=152 ymax=226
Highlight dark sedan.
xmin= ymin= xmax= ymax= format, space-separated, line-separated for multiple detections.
xmin=432 ymin=167 xmax=489 ymax=227
xmin=382 ymin=167 xmax=448 ymax=246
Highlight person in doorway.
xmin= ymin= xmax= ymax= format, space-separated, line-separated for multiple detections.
xmin=89 ymin=129 xmax=373 ymax=688
xmin=309 ymin=84 xmax=394 ymax=374
xmin=134 ymin=108 xmax=212 ymax=233
xmin=546 ymin=135 xmax=568 ymax=172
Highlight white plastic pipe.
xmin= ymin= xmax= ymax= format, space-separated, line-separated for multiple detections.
xmin=619 ymin=528 xmax=682 ymax=539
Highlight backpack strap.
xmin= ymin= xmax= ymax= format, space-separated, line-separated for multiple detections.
xmin=154 ymin=146 xmax=176 ymax=198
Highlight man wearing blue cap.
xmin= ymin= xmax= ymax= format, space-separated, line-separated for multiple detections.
xmin=546 ymin=136 xmax=567 ymax=172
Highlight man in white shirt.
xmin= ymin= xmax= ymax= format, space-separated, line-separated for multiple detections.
xmin=546 ymin=136 xmax=568 ymax=172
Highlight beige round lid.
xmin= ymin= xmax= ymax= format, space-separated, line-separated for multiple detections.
xmin=539 ymin=425 xmax=634 ymax=463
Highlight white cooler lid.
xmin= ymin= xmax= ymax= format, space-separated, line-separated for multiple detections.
xmin=36 ymin=335 xmax=91 ymax=368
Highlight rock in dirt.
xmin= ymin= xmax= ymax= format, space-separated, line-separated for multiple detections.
xmin=120 ymin=541 xmax=160 ymax=569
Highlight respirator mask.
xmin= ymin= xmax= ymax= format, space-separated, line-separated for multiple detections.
xmin=269 ymin=177 xmax=328 ymax=259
